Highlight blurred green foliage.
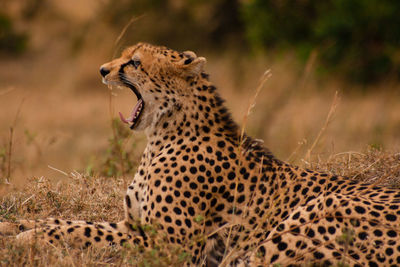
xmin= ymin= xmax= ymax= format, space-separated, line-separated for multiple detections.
xmin=241 ymin=0 xmax=400 ymax=83
xmin=3 ymin=0 xmax=400 ymax=83
xmin=99 ymin=0 xmax=244 ymax=51
xmin=0 ymin=14 xmax=27 ymax=54
xmin=100 ymin=119 xmax=138 ymax=177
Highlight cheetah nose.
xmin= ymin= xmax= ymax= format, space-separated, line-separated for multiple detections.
xmin=100 ymin=67 xmax=110 ymax=77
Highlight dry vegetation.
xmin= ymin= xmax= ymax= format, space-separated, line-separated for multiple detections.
xmin=1 ymin=149 xmax=399 ymax=266
xmin=0 ymin=173 xmax=189 ymax=266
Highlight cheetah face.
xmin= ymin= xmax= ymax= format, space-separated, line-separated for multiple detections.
xmin=99 ymin=43 xmax=206 ymax=132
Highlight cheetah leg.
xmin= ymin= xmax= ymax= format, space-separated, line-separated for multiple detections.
xmin=0 ymin=218 xmax=91 ymax=235
xmin=1 ymin=218 xmax=124 ymax=235
xmin=15 ymin=220 xmax=144 ymax=248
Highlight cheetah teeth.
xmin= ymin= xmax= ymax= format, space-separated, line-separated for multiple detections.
xmin=119 ymin=99 xmax=144 ymax=127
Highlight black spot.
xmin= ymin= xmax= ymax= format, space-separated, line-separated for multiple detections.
xmin=387 ymin=230 xmax=397 ymax=238
xmin=84 ymin=227 xmax=91 ymax=237
xmin=314 ymin=251 xmax=324 ymax=259
xmin=202 ymin=126 xmax=210 ymax=133
xmin=317 ymin=226 xmax=326 ymax=234
xmin=173 ymin=207 xmax=182 ymax=215
xmin=190 ymin=167 xmax=197 ymax=174
xmin=217 ymin=141 xmax=225 ymax=148
xmin=185 ymin=219 xmax=192 ymax=228
xmin=188 ymin=207 xmax=195 ymax=216
xmin=222 ymin=162 xmax=230 ymax=169
xmin=354 ymin=206 xmax=366 ymax=214
xmin=125 ymin=195 xmax=132 ymax=208
xmin=290 ymin=226 xmax=300 ymax=235
xmin=189 ymin=182 xmax=198 ymax=190
xmin=373 ymin=229 xmax=383 ymax=237
xmin=237 ymin=195 xmax=245 ymax=203
xmin=227 ymin=172 xmax=236 ymax=180
xmin=164 ymin=216 xmax=172 ymax=223
xmin=292 ymin=212 xmax=300 ymax=220
xmin=272 ymin=234 xmax=281 ymax=244
xmin=306 ymin=228 xmax=315 ymax=238
xmin=106 ymin=235 xmax=114 ymax=242
xmin=358 ymin=232 xmax=368 ymax=240
xmin=386 ymin=214 xmax=397 ymax=221
xmin=270 ymin=254 xmax=279 ymax=263
xmin=328 ymin=226 xmax=336 ymax=235
xmin=165 ymin=195 xmax=173 ymax=203
xmin=296 ymin=240 xmax=307 ymax=249
xmin=386 ymin=247 xmax=394 ymax=256
xmin=278 ymin=242 xmax=288 ymax=251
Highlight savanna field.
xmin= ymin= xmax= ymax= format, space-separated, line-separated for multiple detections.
xmin=1 ymin=0 xmax=400 ymax=266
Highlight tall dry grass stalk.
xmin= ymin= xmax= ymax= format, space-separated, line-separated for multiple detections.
xmin=239 ymin=69 xmax=272 ymax=145
xmin=112 ymin=15 xmax=145 ymax=59
xmin=3 ymin=97 xmax=25 ymax=184
xmin=304 ymin=91 xmax=339 ymax=163
xmin=217 ymin=69 xmax=272 ymax=266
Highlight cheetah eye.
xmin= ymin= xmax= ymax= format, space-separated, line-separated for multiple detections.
xmin=132 ymin=59 xmax=141 ymax=68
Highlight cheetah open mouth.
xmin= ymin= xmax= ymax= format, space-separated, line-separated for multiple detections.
xmin=119 ymin=83 xmax=144 ymax=129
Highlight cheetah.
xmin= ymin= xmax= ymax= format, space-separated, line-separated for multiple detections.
xmin=2 ymin=42 xmax=400 ymax=266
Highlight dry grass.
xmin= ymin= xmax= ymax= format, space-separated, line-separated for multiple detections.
xmin=1 ymin=148 xmax=399 ymax=266
xmin=0 ymin=173 xmax=190 ymax=266
xmin=311 ymin=148 xmax=400 ymax=187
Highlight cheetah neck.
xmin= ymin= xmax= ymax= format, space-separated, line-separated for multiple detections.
xmin=144 ymin=76 xmax=242 ymax=145
xmin=142 ymin=74 xmax=282 ymax=175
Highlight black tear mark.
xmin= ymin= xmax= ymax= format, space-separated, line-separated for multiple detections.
xmin=184 ymin=58 xmax=193 ymax=65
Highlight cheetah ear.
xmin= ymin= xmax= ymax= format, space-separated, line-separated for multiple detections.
xmin=179 ymin=51 xmax=206 ymax=77
xmin=184 ymin=57 xmax=206 ymax=77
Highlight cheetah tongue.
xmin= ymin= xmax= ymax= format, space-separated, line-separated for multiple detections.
xmin=119 ymin=99 xmax=144 ymax=128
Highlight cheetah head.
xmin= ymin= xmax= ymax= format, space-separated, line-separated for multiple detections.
xmin=99 ymin=43 xmax=206 ymax=132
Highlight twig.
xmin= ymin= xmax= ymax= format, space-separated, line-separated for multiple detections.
xmin=305 ymin=91 xmax=339 ymax=162
xmin=48 ymin=165 xmax=69 ymax=177
xmin=299 ymin=49 xmax=318 ymax=91
xmin=351 ymin=158 xmax=382 ymax=180
xmin=221 ymin=70 xmax=272 ymax=265
xmin=0 ymin=86 xmax=15 ymax=96
xmin=6 ymin=128 xmax=13 ymax=181
xmin=112 ymin=15 xmax=145 ymax=59
xmin=240 ymin=69 xmax=272 ymax=145
xmin=5 ymin=97 xmax=25 ymax=182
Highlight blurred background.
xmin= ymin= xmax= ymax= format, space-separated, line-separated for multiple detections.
xmin=0 ymin=0 xmax=399 ymax=187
